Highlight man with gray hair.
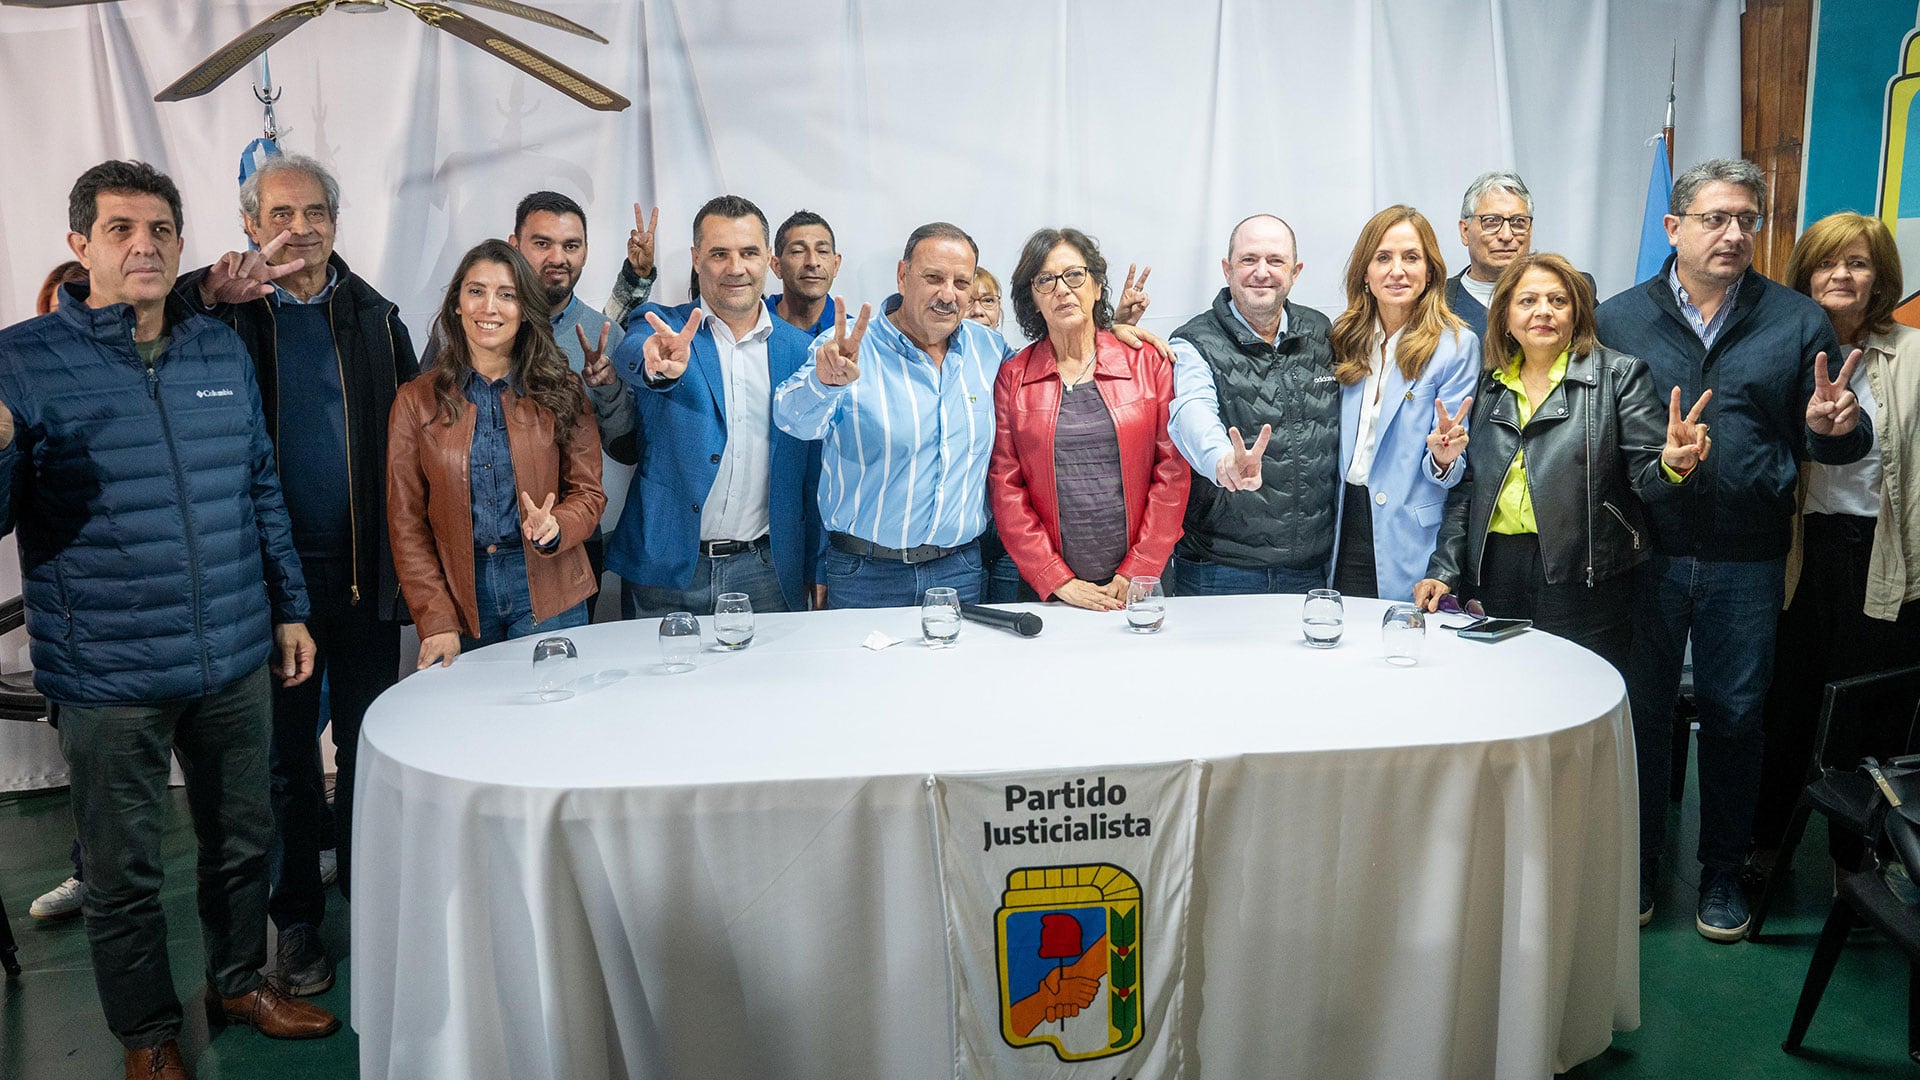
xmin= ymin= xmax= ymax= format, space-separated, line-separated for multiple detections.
xmin=180 ymin=152 xmax=418 ymax=994
xmin=1447 ymin=171 xmax=1536 ymax=338
xmin=1595 ymin=157 xmax=1872 ymax=943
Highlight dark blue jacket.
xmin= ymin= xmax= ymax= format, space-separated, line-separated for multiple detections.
xmin=604 ymin=302 xmax=823 ymax=609
xmin=0 ymin=284 xmax=308 ymax=706
xmin=1595 ymin=259 xmax=1873 ymax=561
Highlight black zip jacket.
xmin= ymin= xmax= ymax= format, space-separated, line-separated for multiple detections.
xmin=1426 ymin=346 xmax=1689 ymax=591
xmin=1594 ymin=259 xmax=1872 ymax=561
xmin=177 ymin=253 xmax=418 ymax=620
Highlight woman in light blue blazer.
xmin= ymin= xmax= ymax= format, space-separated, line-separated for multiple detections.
xmin=1331 ymin=205 xmax=1481 ymax=602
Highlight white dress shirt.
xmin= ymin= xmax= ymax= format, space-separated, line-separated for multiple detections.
xmin=1804 ymin=351 xmax=1883 ymax=518
xmin=1345 ymin=321 xmax=1402 ymax=486
xmin=702 ymin=305 xmax=775 ymax=543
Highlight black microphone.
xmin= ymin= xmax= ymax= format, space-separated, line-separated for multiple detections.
xmin=960 ymin=604 xmax=1043 ymax=637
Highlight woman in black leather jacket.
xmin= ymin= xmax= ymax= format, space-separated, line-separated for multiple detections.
xmin=1413 ymin=252 xmax=1709 ymax=669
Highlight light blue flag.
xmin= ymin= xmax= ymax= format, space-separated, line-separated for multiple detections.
xmin=1636 ymin=135 xmax=1674 ymax=284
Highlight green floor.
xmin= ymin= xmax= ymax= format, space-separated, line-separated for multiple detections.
xmin=1 ymin=749 xmax=1911 ymax=1079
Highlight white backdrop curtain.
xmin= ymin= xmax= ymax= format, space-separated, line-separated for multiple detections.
xmin=1 ymin=0 xmax=1741 ymax=342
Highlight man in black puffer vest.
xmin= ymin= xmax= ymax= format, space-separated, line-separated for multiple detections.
xmin=178 ymin=154 xmax=417 ymax=999
xmin=1167 ymin=214 xmax=1341 ymax=594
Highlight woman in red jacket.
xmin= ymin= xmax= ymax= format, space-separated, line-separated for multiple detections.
xmin=989 ymin=228 xmax=1189 ymax=610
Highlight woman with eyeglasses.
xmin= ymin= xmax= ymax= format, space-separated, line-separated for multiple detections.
xmin=1330 ymin=205 xmax=1482 ymax=602
xmin=1753 ymin=212 xmax=1920 ymax=855
xmin=967 ymin=267 xmax=1003 ymax=330
xmin=988 ymin=227 xmax=1189 ymax=610
xmin=388 ymin=239 xmax=605 ymax=669
xmin=1412 ymin=252 xmax=1707 ymax=669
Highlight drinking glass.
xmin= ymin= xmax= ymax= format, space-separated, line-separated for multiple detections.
xmin=922 ymin=587 xmax=961 ymax=648
xmin=658 ymin=611 xmax=701 ymax=673
xmin=531 ymin=636 xmax=578 ymax=701
xmin=714 ymin=592 xmax=754 ymax=650
xmin=1302 ymin=588 xmax=1343 ymax=647
xmin=1126 ymin=575 xmax=1165 ymax=633
xmin=1381 ymin=603 xmax=1427 ymax=665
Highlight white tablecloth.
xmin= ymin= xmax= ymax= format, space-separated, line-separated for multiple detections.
xmin=352 ymin=594 xmax=1638 ymax=1079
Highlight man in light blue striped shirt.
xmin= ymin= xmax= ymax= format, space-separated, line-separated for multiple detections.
xmin=773 ymin=222 xmax=1014 ymax=608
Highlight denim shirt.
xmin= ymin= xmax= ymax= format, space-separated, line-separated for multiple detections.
xmin=464 ymin=368 xmax=522 ymax=548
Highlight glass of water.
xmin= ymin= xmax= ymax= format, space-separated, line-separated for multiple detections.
xmin=1126 ymin=575 xmax=1165 ymax=633
xmin=1381 ymin=603 xmax=1427 ymax=666
xmin=1302 ymin=588 xmax=1343 ymax=647
xmin=658 ymin=611 xmax=701 ymax=673
xmin=531 ymin=636 xmax=578 ymax=701
xmin=922 ymin=587 xmax=961 ymax=648
xmin=714 ymin=592 xmax=754 ymax=650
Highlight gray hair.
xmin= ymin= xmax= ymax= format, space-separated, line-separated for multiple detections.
xmin=238 ymin=153 xmax=341 ymax=224
xmin=1669 ymin=158 xmax=1767 ymax=216
xmin=1458 ymin=171 xmax=1533 ymax=219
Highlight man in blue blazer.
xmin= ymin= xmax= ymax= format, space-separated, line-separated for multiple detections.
xmin=602 ymin=195 xmax=823 ymax=617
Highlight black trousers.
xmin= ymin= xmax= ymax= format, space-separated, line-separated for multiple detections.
xmin=1333 ymin=482 xmax=1379 ymax=598
xmin=59 ymin=666 xmax=273 ymax=1047
xmin=1754 ymin=513 xmax=1920 ymax=849
xmin=1469 ymin=532 xmax=1634 ymax=672
xmin=269 ymin=556 xmax=400 ymax=927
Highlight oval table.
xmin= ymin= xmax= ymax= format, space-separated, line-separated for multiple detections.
xmin=351 ymin=594 xmax=1638 ymax=1080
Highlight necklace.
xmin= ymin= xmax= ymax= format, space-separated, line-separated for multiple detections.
xmin=1058 ymin=355 xmax=1094 ymax=390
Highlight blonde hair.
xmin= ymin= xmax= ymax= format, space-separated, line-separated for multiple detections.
xmin=1331 ymin=205 xmax=1464 ymax=385
xmin=1785 ymin=212 xmax=1901 ymax=337
xmin=973 ymin=266 xmax=1000 ymax=295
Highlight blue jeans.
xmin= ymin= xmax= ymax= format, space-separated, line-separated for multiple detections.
xmin=464 ymin=546 xmax=589 ymax=650
xmin=824 ymin=541 xmax=983 ymax=609
xmin=1626 ymin=553 xmax=1786 ymax=878
xmin=621 ymin=538 xmax=790 ymax=618
xmin=981 ymin=553 xmax=1024 ymax=604
xmin=1169 ymin=552 xmax=1328 ymax=596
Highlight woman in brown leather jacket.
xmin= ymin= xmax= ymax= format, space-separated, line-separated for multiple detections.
xmin=388 ymin=239 xmax=604 ymax=668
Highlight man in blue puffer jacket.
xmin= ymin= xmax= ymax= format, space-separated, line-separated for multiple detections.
xmin=0 ymin=161 xmax=339 ymax=1079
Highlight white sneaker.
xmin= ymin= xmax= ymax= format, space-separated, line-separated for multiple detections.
xmin=29 ymin=876 xmax=86 ymax=920
xmin=319 ymin=848 xmax=338 ymax=889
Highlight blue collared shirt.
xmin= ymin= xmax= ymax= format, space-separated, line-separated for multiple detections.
xmin=1667 ymin=264 xmax=1742 ymax=349
xmin=553 ymin=292 xmax=633 ymax=443
xmin=463 ymin=368 xmax=523 ymax=548
xmin=1168 ymin=301 xmax=1289 ymax=481
xmin=773 ymin=295 xmax=1012 ymax=549
xmin=766 ymin=294 xmax=838 ymax=339
xmin=271 ymin=264 xmax=340 ymax=306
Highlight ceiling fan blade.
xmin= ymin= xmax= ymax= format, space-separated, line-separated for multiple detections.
xmin=154 ymin=1 xmax=335 ymax=102
xmin=451 ymin=0 xmax=609 ymax=44
xmin=399 ymin=2 xmax=630 ymax=111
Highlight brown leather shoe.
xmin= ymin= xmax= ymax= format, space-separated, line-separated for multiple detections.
xmin=123 ymin=1039 xmax=191 ymax=1079
xmin=210 ymin=981 xmax=341 ymax=1039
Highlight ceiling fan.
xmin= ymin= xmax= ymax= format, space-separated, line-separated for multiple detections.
xmin=0 ymin=0 xmax=632 ymax=112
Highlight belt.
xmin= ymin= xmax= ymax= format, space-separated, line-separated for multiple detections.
xmin=829 ymin=531 xmax=971 ymax=565
xmin=700 ymin=537 xmax=766 ymax=558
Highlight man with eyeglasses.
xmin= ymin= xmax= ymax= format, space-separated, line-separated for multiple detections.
xmin=1163 ymin=214 xmax=1340 ymax=596
xmin=1595 ymin=157 xmax=1873 ymax=944
xmin=1445 ymin=171 xmax=1592 ymax=339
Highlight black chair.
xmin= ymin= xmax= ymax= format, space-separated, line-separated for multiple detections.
xmin=0 ymin=594 xmax=48 ymax=977
xmin=1781 ymin=771 xmax=1920 ymax=1063
xmin=1749 ymin=665 xmax=1920 ymax=941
